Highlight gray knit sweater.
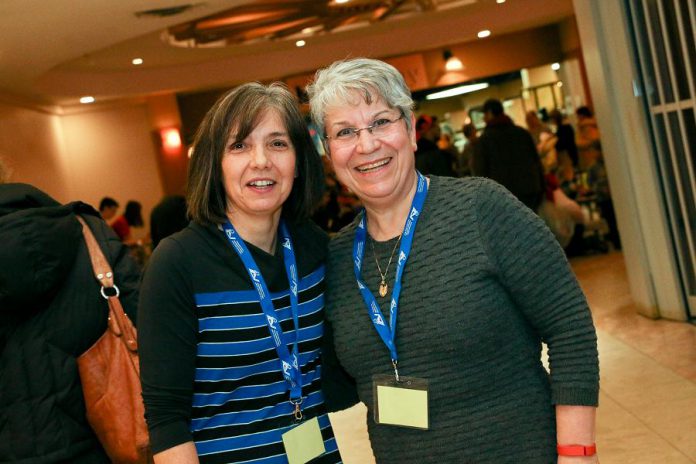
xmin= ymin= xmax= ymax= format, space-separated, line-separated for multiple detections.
xmin=325 ymin=176 xmax=599 ymax=464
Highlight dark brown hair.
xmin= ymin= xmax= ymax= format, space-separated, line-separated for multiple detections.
xmin=187 ymin=82 xmax=324 ymax=225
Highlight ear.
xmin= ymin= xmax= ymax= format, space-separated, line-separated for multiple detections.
xmin=322 ymin=140 xmax=332 ymax=160
xmin=409 ymin=113 xmax=418 ymax=151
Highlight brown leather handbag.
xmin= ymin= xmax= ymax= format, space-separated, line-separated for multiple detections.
xmin=76 ymin=216 xmax=152 ymax=464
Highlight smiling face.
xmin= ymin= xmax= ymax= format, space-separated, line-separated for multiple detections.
xmin=324 ymin=93 xmax=417 ymax=210
xmin=221 ymin=109 xmax=296 ymax=226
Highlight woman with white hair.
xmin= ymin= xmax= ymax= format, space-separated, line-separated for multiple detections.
xmin=307 ymin=58 xmax=599 ymax=464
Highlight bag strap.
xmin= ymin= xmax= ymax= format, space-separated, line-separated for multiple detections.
xmin=76 ymin=216 xmax=138 ymax=355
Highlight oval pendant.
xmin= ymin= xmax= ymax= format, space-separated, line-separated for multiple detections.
xmin=379 ymin=282 xmax=388 ymax=297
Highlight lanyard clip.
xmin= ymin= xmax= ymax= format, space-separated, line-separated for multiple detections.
xmin=392 ymin=359 xmax=400 ymax=382
xmin=291 ymin=398 xmax=303 ymax=422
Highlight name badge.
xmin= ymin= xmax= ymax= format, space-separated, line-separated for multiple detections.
xmin=282 ymin=416 xmax=326 ymax=464
xmin=373 ymin=374 xmax=429 ymax=429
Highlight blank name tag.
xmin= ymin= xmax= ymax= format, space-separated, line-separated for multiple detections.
xmin=282 ymin=416 xmax=326 ymax=464
xmin=373 ymin=374 xmax=429 ymax=429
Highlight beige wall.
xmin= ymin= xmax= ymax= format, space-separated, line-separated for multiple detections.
xmin=0 ymin=100 xmax=70 ymax=200
xmin=59 ymin=102 xmax=164 ymax=238
xmin=0 ymin=97 xmax=164 ymax=239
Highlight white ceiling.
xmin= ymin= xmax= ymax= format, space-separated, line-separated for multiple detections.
xmin=0 ymin=0 xmax=575 ymax=107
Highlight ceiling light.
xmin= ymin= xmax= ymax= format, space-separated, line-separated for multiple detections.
xmin=295 ymin=40 xmax=306 ymax=47
xmin=335 ymin=0 xmax=350 ymax=3
xmin=302 ymin=27 xmax=314 ymax=34
xmin=551 ymin=62 xmax=561 ymax=70
xmin=426 ymin=83 xmax=490 ymax=100
xmin=132 ymin=58 xmax=144 ymax=65
xmin=443 ymin=49 xmax=463 ymax=71
xmin=496 ymin=0 xmax=506 ymax=3
xmin=477 ymin=30 xmax=491 ymax=38
xmin=557 ymin=82 xmax=563 ymax=87
xmin=80 ymin=96 xmax=95 ymax=104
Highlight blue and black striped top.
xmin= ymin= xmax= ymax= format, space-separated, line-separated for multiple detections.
xmin=139 ymin=221 xmax=343 ymax=464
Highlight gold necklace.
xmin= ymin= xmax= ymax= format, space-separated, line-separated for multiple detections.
xmin=370 ymin=235 xmax=402 ymax=297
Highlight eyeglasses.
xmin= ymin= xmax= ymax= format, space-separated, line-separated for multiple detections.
xmin=325 ymin=113 xmax=404 ymax=145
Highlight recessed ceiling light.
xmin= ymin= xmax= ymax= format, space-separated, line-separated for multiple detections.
xmin=132 ymin=58 xmax=144 ymax=65
xmin=80 ymin=96 xmax=95 ymax=104
xmin=551 ymin=62 xmax=561 ymax=70
xmin=335 ymin=0 xmax=350 ymax=3
xmin=557 ymin=82 xmax=564 ymax=87
xmin=477 ymin=30 xmax=491 ymax=38
xmin=496 ymin=0 xmax=506 ymax=4
xmin=295 ymin=40 xmax=306 ymax=47
xmin=302 ymin=27 xmax=314 ymax=34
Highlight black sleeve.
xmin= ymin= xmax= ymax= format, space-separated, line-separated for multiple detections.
xmin=320 ymin=318 xmax=359 ymax=412
xmin=138 ymin=237 xmax=198 ymax=453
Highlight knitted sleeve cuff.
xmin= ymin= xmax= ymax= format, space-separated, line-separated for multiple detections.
xmin=551 ymin=386 xmax=599 ymax=407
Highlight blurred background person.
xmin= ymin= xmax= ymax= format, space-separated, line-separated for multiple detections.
xmin=111 ymin=199 xmax=144 ymax=244
xmin=415 ymin=114 xmax=455 ymax=177
xmin=550 ymin=109 xmax=579 ymax=169
xmin=150 ymin=194 xmax=188 ymax=249
xmin=456 ymin=123 xmax=478 ymax=177
xmin=472 ymin=98 xmax=545 ymax=211
xmin=98 ymin=196 xmax=119 ymax=223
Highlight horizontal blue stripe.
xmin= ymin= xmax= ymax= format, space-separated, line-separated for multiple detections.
xmin=191 ymin=390 xmax=325 ymax=431
xmin=197 ymin=322 xmax=323 ymax=357
xmin=193 ymin=363 xmax=322 ymax=407
xmin=199 ymin=295 xmax=323 ymax=332
xmin=194 ymin=266 xmax=325 ymax=307
xmin=195 ymin=413 xmax=332 ymax=456
xmin=194 ymin=347 xmax=321 ymax=384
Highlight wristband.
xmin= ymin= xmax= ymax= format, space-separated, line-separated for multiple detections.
xmin=557 ymin=444 xmax=597 ymax=456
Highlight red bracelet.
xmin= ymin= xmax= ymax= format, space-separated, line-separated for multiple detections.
xmin=557 ymin=444 xmax=597 ymax=456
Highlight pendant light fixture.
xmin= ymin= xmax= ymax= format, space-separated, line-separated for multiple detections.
xmin=443 ymin=49 xmax=463 ymax=72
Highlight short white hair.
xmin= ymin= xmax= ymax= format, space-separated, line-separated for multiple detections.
xmin=306 ymin=58 xmax=415 ymax=141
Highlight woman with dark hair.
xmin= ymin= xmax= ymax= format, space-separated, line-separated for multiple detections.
xmin=111 ymin=200 xmax=144 ymax=243
xmin=138 ymin=82 xmax=349 ymax=463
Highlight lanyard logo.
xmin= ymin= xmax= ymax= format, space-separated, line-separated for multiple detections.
xmin=282 ymin=237 xmax=292 ymax=250
xmin=266 ymin=314 xmax=278 ymax=329
xmin=397 ymin=250 xmax=407 ymax=267
xmin=289 ymin=264 xmax=298 ymax=296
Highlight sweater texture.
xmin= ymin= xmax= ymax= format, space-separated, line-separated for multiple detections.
xmin=325 ymin=176 xmax=599 ymax=464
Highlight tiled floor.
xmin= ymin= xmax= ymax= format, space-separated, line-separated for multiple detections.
xmin=329 ymin=252 xmax=696 ymax=463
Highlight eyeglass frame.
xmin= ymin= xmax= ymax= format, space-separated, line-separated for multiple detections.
xmin=323 ymin=112 xmax=405 ymax=144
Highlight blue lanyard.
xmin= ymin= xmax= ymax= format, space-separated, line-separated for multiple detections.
xmin=352 ymin=172 xmax=428 ymax=379
xmin=221 ymin=220 xmax=303 ymax=408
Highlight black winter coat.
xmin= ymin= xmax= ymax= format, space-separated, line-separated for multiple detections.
xmin=0 ymin=184 xmax=140 ymax=464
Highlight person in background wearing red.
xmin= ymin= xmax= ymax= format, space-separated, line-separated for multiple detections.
xmin=111 ymin=200 xmax=143 ymax=244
